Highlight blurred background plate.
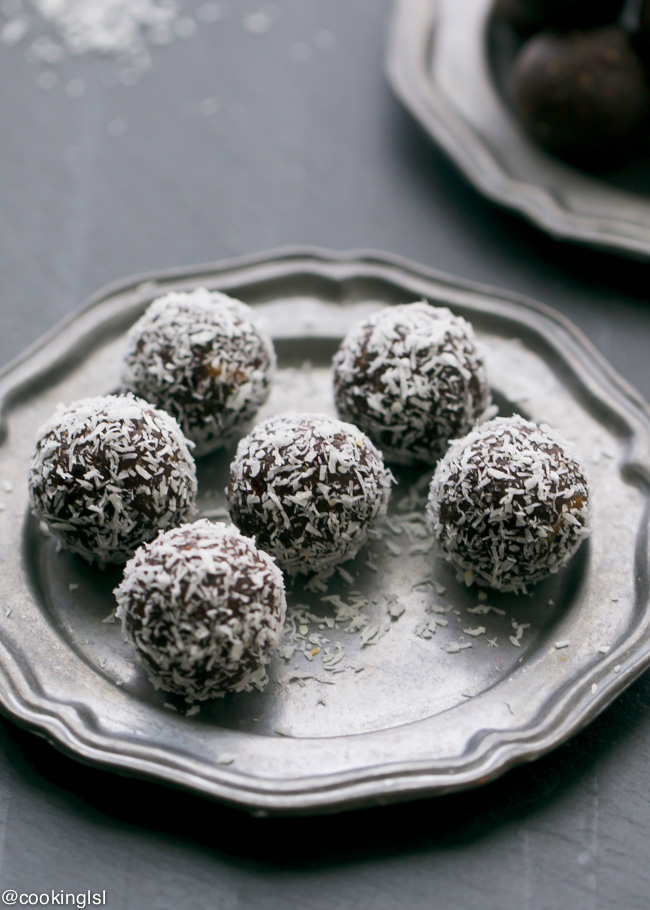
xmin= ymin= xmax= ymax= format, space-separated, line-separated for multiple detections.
xmin=387 ymin=0 xmax=650 ymax=259
xmin=1 ymin=248 xmax=649 ymax=815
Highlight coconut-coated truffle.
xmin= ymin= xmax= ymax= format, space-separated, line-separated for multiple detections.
xmin=332 ymin=302 xmax=491 ymax=466
xmin=227 ymin=413 xmax=393 ymax=574
xmin=28 ymin=394 xmax=197 ymax=565
xmin=121 ymin=288 xmax=276 ymax=456
xmin=510 ymin=27 xmax=650 ymax=168
xmin=427 ymin=415 xmax=589 ymax=592
xmin=115 ymin=520 xmax=287 ymax=701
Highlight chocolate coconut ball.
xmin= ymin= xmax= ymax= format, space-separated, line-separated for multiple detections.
xmin=121 ymin=288 xmax=276 ymax=456
xmin=510 ymin=27 xmax=650 ymax=167
xmin=494 ymin=0 xmax=625 ymax=36
xmin=332 ymin=303 xmax=490 ymax=466
xmin=28 ymin=394 xmax=197 ymax=565
xmin=227 ymin=413 xmax=393 ymax=574
xmin=427 ymin=415 xmax=589 ymax=592
xmin=115 ymin=520 xmax=287 ymax=701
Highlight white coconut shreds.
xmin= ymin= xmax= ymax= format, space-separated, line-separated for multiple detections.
xmin=28 ymin=393 xmax=197 ymax=565
xmin=226 ymin=412 xmax=394 ymax=575
xmin=31 ymin=0 xmax=178 ymax=57
xmin=332 ymin=301 xmax=491 ymax=466
xmin=114 ymin=520 xmax=287 ymax=701
xmin=427 ymin=414 xmax=590 ymax=592
xmin=121 ymin=288 xmax=276 ymax=456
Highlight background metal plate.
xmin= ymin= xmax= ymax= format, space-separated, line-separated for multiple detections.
xmin=0 ymin=248 xmax=649 ymax=815
xmin=387 ymin=0 xmax=650 ymax=259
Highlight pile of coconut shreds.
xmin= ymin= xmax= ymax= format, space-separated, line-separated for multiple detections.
xmin=0 ymin=0 xmax=197 ymax=77
xmin=32 ymin=0 xmax=179 ymax=56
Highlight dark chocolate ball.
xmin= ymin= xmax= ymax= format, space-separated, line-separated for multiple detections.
xmin=510 ymin=26 xmax=650 ymax=167
xmin=115 ymin=520 xmax=287 ymax=701
xmin=643 ymin=0 xmax=650 ymax=32
xmin=634 ymin=0 xmax=650 ymax=62
xmin=427 ymin=415 xmax=590 ymax=592
xmin=28 ymin=394 xmax=198 ymax=564
xmin=122 ymin=288 xmax=275 ymax=456
xmin=227 ymin=413 xmax=393 ymax=574
xmin=494 ymin=0 xmax=625 ymax=35
xmin=332 ymin=303 xmax=491 ymax=466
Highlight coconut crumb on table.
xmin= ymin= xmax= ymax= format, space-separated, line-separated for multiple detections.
xmin=336 ymin=565 xmax=355 ymax=585
xmin=466 ymin=604 xmax=505 ymax=616
xmin=446 ymin=642 xmax=473 ymax=654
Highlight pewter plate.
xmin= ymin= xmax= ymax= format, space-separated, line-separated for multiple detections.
xmin=1 ymin=248 xmax=649 ymax=815
xmin=387 ymin=0 xmax=650 ymax=259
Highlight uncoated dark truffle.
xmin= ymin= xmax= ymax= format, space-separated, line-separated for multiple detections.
xmin=510 ymin=26 xmax=650 ymax=167
xmin=427 ymin=415 xmax=590 ymax=592
xmin=494 ymin=0 xmax=625 ymax=36
xmin=634 ymin=0 xmax=650 ymax=63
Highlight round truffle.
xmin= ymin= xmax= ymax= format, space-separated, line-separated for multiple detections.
xmin=227 ymin=413 xmax=393 ymax=574
xmin=427 ymin=415 xmax=589 ymax=592
xmin=494 ymin=0 xmax=625 ymax=36
xmin=332 ymin=302 xmax=491 ymax=466
xmin=28 ymin=394 xmax=197 ymax=565
xmin=115 ymin=520 xmax=287 ymax=701
xmin=121 ymin=288 xmax=276 ymax=456
xmin=635 ymin=0 xmax=650 ymax=63
xmin=510 ymin=27 xmax=650 ymax=168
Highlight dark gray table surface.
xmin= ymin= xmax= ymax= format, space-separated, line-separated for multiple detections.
xmin=1 ymin=1 xmax=650 ymax=907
